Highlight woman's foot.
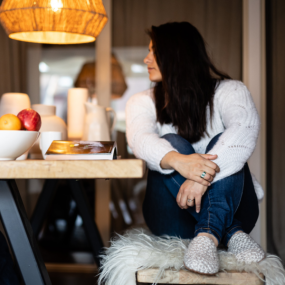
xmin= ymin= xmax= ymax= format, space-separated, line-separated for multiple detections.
xmin=227 ymin=232 xmax=265 ymax=264
xmin=184 ymin=236 xmax=219 ymax=275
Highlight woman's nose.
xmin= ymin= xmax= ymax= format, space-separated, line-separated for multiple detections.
xmin=144 ymin=53 xmax=152 ymax=64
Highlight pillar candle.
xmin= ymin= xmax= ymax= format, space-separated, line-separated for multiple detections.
xmin=67 ymin=88 xmax=88 ymax=140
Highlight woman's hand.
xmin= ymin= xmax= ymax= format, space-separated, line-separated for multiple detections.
xmin=160 ymin=151 xmax=220 ymax=186
xmin=176 ymin=179 xmax=208 ymax=213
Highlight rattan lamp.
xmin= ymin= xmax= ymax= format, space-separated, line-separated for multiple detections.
xmin=74 ymin=54 xmax=128 ymax=99
xmin=0 ymin=0 xmax=108 ymax=44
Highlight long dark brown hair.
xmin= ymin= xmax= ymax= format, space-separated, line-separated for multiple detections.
xmin=148 ymin=22 xmax=231 ymax=143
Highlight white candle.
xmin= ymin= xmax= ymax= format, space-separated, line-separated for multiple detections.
xmin=67 ymin=88 xmax=88 ymax=140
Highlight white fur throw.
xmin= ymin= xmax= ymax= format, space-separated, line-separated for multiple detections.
xmin=98 ymin=229 xmax=285 ymax=285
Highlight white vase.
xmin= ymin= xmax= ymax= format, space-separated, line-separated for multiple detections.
xmin=30 ymin=104 xmax=67 ymax=159
xmin=83 ymin=102 xmax=116 ymax=141
xmin=0 ymin=93 xmax=31 ymax=116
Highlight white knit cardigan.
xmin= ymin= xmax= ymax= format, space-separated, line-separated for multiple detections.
xmin=126 ymin=80 xmax=264 ymax=201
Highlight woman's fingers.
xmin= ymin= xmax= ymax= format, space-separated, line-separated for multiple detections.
xmin=201 ymin=154 xmax=217 ymax=160
xmin=176 ymin=191 xmax=182 ymax=207
xmin=176 ymin=179 xmax=207 ymax=211
xmin=192 ymin=166 xmax=215 ymax=183
xmin=199 ymin=154 xmax=220 ymax=173
xmin=180 ymin=190 xmax=189 ymax=208
xmin=202 ymin=166 xmax=216 ymax=177
xmin=197 ymin=170 xmax=214 ymax=182
xmin=194 ymin=176 xmax=211 ymax=186
xmin=205 ymin=159 xmax=220 ymax=172
xmin=195 ymin=195 xmax=202 ymax=213
xmin=187 ymin=197 xmax=195 ymax=207
xmin=202 ymin=173 xmax=214 ymax=182
xmin=177 ymin=189 xmax=188 ymax=209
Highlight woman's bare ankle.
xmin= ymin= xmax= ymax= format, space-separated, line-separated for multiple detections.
xmin=197 ymin=233 xmax=218 ymax=247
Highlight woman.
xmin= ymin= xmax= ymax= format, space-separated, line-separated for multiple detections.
xmin=126 ymin=22 xmax=265 ymax=275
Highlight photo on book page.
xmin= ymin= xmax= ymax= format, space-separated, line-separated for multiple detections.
xmin=45 ymin=141 xmax=117 ymax=160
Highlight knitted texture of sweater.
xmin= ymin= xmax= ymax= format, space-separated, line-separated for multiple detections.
xmin=126 ymin=80 xmax=264 ymax=201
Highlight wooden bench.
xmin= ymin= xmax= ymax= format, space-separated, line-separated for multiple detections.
xmin=137 ymin=268 xmax=264 ymax=284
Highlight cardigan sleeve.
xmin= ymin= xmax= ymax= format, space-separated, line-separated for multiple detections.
xmin=126 ymin=91 xmax=177 ymax=174
xmin=207 ymin=81 xmax=260 ymax=183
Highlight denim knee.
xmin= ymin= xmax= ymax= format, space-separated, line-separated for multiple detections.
xmin=206 ymin=132 xmax=223 ymax=153
xmin=161 ymin=134 xmax=195 ymax=155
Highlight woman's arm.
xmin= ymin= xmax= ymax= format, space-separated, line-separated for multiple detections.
xmin=126 ymin=91 xmax=219 ymax=184
xmin=126 ymin=91 xmax=178 ymax=174
xmin=207 ymin=81 xmax=260 ymax=183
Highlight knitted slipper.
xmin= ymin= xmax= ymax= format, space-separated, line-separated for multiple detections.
xmin=183 ymin=236 xmax=219 ymax=275
xmin=227 ymin=232 xmax=265 ymax=264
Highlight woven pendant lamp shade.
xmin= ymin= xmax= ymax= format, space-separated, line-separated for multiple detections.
xmin=74 ymin=54 xmax=128 ymax=99
xmin=0 ymin=0 xmax=108 ymax=44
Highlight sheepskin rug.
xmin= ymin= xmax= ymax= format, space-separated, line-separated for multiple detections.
xmin=98 ymin=229 xmax=285 ymax=285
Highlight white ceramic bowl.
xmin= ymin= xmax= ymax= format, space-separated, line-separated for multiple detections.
xmin=0 ymin=131 xmax=39 ymax=160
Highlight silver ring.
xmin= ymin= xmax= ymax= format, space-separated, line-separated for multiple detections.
xmin=187 ymin=199 xmax=192 ymax=203
xmin=200 ymin=171 xmax=206 ymax=178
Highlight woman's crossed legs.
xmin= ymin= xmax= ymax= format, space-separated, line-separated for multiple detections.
xmin=143 ymin=133 xmax=259 ymax=245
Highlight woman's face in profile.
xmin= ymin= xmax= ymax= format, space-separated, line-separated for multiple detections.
xmin=144 ymin=41 xmax=162 ymax=82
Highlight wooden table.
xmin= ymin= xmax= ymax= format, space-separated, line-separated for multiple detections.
xmin=0 ymin=159 xmax=145 ymax=285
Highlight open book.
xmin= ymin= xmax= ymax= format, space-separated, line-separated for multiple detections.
xmin=45 ymin=141 xmax=117 ymax=160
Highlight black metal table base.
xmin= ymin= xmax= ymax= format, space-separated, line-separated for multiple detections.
xmin=0 ymin=179 xmax=105 ymax=285
xmin=0 ymin=180 xmax=51 ymax=285
xmin=30 ymin=179 xmax=104 ymax=266
xmin=68 ymin=180 xmax=104 ymax=266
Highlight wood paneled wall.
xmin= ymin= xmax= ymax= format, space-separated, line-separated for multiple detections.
xmin=0 ymin=25 xmax=27 ymax=95
xmin=112 ymin=0 xmax=242 ymax=80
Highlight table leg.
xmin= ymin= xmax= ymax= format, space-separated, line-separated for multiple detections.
xmin=95 ymin=179 xmax=111 ymax=246
xmin=30 ymin=179 xmax=58 ymax=237
xmin=68 ymin=179 xmax=104 ymax=267
xmin=0 ymin=180 xmax=52 ymax=285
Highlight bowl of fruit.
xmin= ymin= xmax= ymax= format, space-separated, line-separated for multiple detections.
xmin=0 ymin=109 xmax=41 ymax=160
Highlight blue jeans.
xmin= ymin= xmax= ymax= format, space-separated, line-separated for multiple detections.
xmin=143 ymin=133 xmax=259 ymax=245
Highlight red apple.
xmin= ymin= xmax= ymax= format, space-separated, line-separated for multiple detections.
xmin=17 ymin=109 xmax=41 ymax=131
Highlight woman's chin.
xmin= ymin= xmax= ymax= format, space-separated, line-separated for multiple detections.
xmin=149 ymin=75 xmax=162 ymax=83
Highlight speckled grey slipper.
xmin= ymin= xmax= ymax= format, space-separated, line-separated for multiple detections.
xmin=184 ymin=236 xmax=219 ymax=275
xmin=227 ymin=232 xmax=265 ymax=264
